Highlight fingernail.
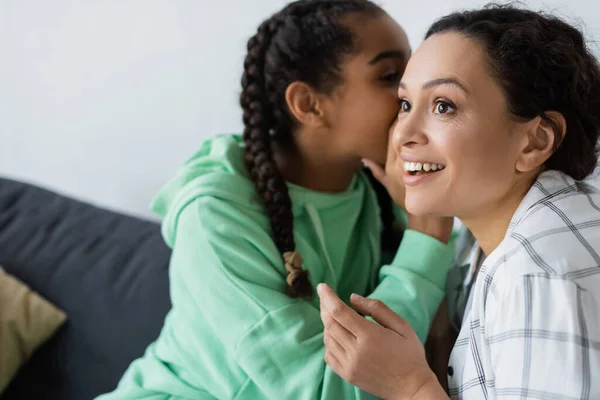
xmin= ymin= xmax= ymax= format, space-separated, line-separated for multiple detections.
xmin=351 ymin=293 xmax=365 ymax=302
xmin=317 ymin=283 xmax=324 ymax=294
xmin=361 ymin=159 xmax=369 ymax=168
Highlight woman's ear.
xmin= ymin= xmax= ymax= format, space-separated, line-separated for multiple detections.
xmin=516 ymin=111 xmax=566 ymax=173
xmin=285 ymin=81 xmax=326 ymax=128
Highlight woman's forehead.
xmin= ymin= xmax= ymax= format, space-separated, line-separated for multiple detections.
xmin=403 ymin=33 xmax=496 ymax=93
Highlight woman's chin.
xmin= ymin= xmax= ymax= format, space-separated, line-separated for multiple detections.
xmin=405 ymin=197 xmax=442 ymax=217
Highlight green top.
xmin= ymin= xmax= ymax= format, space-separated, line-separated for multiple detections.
xmin=97 ymin=134 xmax=455 ymax=400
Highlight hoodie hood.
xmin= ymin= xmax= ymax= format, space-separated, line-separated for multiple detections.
xmin=151 ymin=134 xmax=373 ymax=249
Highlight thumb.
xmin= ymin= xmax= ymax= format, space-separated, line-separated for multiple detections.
xmin=362 ymin=159 xmax=387 ymax=187
xmin=350 ymin=294 xmax=409 ymax=335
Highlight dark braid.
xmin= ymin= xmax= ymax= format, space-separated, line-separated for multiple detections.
xmin=364 ymin=169 xmax=403 ymax=253
xmin=240 ymin=0 xmax=388 ymax=298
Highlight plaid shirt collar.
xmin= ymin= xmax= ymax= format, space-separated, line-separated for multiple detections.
xmin=447 ymin=169 xmax=600 ymax=399
xmin=446 ymin=170 xmax=586 ymax=331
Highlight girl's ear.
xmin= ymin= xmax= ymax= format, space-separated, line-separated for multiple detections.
xmin=285 ymin=81 xmax=326 ymax=128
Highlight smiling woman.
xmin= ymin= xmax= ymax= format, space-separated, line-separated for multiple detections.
xmin=323 ymin=4 xmax=600 ymax=400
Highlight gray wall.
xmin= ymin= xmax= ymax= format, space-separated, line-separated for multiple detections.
xmin=1 ymin=0 xmax=598 ymax=218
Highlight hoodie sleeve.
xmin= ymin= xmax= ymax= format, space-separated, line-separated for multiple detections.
xmin=100 ymin=198 xmax=454 ymax=400
xmin=100 ymin=197 xmax=383 ymax=400
xmin=369 ymin=229 xmax=455 ymax=342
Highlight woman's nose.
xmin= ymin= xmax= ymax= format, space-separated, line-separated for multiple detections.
xmin=391 ymin=116 xmax=428 ymax=151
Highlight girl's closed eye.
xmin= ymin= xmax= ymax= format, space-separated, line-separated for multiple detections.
xmin=381 ymin=71 xmax=401 ymax=85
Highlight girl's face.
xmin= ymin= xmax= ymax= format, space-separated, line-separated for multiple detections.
xmin=389 ymin=32 xmax=533 ymax=219
xmin=323 ymin=13 xmax=411 ymax=166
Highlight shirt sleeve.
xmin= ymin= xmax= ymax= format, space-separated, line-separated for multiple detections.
xmin=485 ymin=274 xmax=600 ymax=399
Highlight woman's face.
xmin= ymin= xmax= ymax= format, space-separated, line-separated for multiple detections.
xmin=389 ymin=32 xmax=530 ymax=219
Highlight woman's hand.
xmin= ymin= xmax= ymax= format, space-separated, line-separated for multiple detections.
xmin=317 ymin=284 xmax=448 ymax=400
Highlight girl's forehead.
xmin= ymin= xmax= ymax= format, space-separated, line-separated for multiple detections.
xmin=347 ymin=13 xmax=410 ymax=57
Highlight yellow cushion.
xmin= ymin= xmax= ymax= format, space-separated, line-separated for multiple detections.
xmin=0 ymin=267 xmax=67 ymax=392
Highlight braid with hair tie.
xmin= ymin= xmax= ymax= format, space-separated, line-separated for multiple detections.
xmin=241 ymin=13 xmax=309 ymax=298
xmin=240 ymin=0 xmax=390 ymax=298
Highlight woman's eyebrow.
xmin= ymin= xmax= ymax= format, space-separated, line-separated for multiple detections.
xmin=398 ymin=77 xmax=471 ymax=95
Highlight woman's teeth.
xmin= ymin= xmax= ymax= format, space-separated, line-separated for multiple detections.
xmin=403 ymin=162 xmax=445 ymax=172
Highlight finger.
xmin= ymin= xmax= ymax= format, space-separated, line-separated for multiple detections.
xmin=320 ymin=306 xmax=332 ymax=327
xmin=318 ymin=284 xmax=368 ymax=336
xmin=350 ymin=294 xmax=409 ymax=336
xmin=323 ymin=330 xmax=347 ymax=361
xmin=324 ymin=349 xmax=343 ymax=377
xmin=324 ymin=311 xmax=356 ymax=345
xmin=362 ymin=159 xmax=387 ymax=185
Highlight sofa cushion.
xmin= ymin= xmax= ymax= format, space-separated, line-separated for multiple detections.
xmin=0 ymin=177 xmax=172 ymax=400
xmin=0 ymin=267 xmax=67 ymax=393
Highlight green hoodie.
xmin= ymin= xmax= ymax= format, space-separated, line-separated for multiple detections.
xmin=97 ymin=134 xmax=454 ymax=400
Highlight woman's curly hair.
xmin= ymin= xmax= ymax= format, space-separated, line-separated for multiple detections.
xmin=427 ymin=3 xmax=600 ymax=180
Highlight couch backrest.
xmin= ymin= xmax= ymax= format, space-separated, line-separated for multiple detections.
xmin=0 ymin=177 xmax=172 ymax=400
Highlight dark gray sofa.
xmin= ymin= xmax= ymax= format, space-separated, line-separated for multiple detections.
xmin=0 ymin=177 xmax=172 ymax=400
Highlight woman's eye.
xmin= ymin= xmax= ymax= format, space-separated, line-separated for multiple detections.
xmin=398 ymin=99 xmax=411 ymax=112
xmin=434 ymin=100 xmax=455 ymax=114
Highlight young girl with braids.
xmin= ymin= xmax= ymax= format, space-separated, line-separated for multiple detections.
xmin=98 ymin=1 xmax=455 ymax=399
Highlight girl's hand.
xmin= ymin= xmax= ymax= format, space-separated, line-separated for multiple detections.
xmin=362 ymin=158 xmax=406 ymax=210
xmin=362 ymin=158 xmax=454 ymax=244
xmin=318 ymin=284 xmax=448 ymax=400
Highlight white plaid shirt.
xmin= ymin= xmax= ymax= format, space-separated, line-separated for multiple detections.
xmin=446 ymin=170 xmax=600 ymax=399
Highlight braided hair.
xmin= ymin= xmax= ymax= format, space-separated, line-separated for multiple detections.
xmin=240 ymin=0 xmax=401 ymax=299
